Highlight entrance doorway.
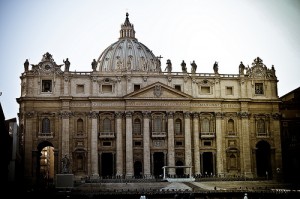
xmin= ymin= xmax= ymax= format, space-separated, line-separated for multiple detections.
xmin=175 ymin=160 xmax=184 ymax=176
xmin=256 ymin=141 xmax=272 ymax=178
xmin=153 ymin=152 xmax=164 ymax=177
xmin=101 ymin=153 xmax=113 ymax=177
xmin=37 ymin=141 xmax=54 ymax=186
xmin=134 ymin=161 xmax=142 ymax=178
xmin=203 ymin=152 xmax=213 ymax=176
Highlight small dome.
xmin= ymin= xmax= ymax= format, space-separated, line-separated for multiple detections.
xmin=96 ymin=13 xmax=162 ymax=72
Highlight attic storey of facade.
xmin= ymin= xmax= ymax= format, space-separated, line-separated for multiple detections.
xmin=17 ymin=13 xmax=282 ymax=184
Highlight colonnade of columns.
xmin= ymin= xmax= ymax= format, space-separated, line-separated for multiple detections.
xmin=86 ymin=111 xmax=252 ymax=178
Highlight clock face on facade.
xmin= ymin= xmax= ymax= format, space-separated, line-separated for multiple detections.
xmin=41 ymin=62 xmax=53 ymax=72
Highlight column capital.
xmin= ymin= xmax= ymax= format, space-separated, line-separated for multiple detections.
xmin=272 ymin=113 xmax=281 ymax=120
xmin=125 ymin=111 xmax=133 ymax=118
xmin=88 ymin=111 xmax=99 ymax=119
xmin=25 ymin=111 xmax=35 ymax=118
xmin=238 ymin=111 xmax=250 ymax=118
xmin=142 ymin=111 xmax=151 ymax=118
xmin=115 ymin=111 xmax=124 ymax=119
xmin=215 ymin=112 xmax=224 ymax=119
xmin=184 ymin=111 xmax=191 ymax=118
xmin=59 ymin=111 xmax=73 ymax=119
xmin=192 ymin=112 xmax=199 ymax=118
xmin=167 ymin=111 xmax=174 ymax=118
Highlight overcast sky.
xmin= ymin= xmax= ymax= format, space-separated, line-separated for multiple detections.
xmin=1 ymin=0 xmax=300 ymax=119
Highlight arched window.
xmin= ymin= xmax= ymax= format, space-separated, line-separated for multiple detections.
xmin=153 ymin=117 xmax=162 ymax=132
xmin=175 ymin=119 xmax=182 ymax=135
xmin=201 ymin=118 xmax=210 ymax=132
xmin=77 ymin=155 xmax=84 ymax=170
xmin=228 ymin=119 xmax=234 ymax=135
xmin=42 ymin=118 xmax=50 ymax=134
xmin=133 ymin=118 xmax=141 ymax=135
xmin=257 ymin=119 xmax=265 ymax=135
xmin=77 ymin=119 xmax=83 ymax=135
xmin=230 ymin=154 xmax=237 ymax=169
xmin=103 ymin=118 xmax=111 ymax=132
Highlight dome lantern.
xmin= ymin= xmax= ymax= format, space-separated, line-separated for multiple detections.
xmin=119 ymin=13 xmax=136 ymax=39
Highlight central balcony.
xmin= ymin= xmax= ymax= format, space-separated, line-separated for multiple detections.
xmin=200 ymin=132 xmax=215 ymax=139
xmin=99 ymin=132 xmax=115 ymax=139
xmin=151 ymin=131 xmax=166 ymax=138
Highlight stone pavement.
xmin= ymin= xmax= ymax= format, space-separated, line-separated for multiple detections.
xmin=74 ymin=180 xmax=298 ymax=192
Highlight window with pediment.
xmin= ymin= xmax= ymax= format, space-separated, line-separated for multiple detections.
xmin=227 ymin=119 xmax=236 ymax=136
xmin=77 ymin=118 xmax=84 ymax=135
xmin=229 ymin=154 xmax=237 ymax=169
xmin=201 ymin=118 xmax=210 ymax=132
xmin=255 ymin=83 xmax=264 ymax=95
xmin=103 ymin=118 xmax=111 ymax=132
xmin=175 ymin=118 xmax=182 ymax=135
xmin=257 ymin=119 xmax=265 ymax=135
xmin=42 ymin=118 xmax=50 ymax=134
xmin=152 ymin=113 xmax=165 ymax=132
xmin=133 ymin=118 xmax=141 ymax=135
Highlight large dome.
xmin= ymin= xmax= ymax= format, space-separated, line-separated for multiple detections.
xmin=96 ymin=13 xmax=161 ymax=72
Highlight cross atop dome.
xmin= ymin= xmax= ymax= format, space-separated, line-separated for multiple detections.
xmin=120 ymin=12 xmax=136 ymax=39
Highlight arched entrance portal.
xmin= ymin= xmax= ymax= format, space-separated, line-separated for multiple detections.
xmin=101 ymin=153 xmax=113 ymax=177
xmin=134 ymin=161 xmax=142 ymax=178
xmin=37 ymin=141 xmax=55 ymax=185
xmin=153 ymin=152 xmax=164 ymax=177
xmin=256 ymin=141 xmax=272 ymax=178
xmin=203 ymin=152 xmax=213 ymax=176
xmin=175 ymin=160 xmax=184 ymax=176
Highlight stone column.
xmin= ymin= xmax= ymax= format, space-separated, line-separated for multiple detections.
xmin=125 ymin=111 xmax=133 ymax=177
xmin=167 ymin=111 xmax=175 ymax=175
xmin=143 ymin=111 xmax=151 ymax=177
xmin=89 ymin=111 xmax=99 ymax=177
xmin=215 ymin=112 xmax=224 ymax=176
xmin=60 ymin=111 xmax=72 ymax=158
xmin=24 ymin=112 xmax=34 ymax=181
xmin=184 ymin=112 xmax=192 ymax=174
xmin=115 ymin=112 xmax=123 ymax=177
xmin=192 ymin=112 xmax=201 ymax=175
xmin=239 ymin=111 xmax=253 ymax=178
xmin=271 ymin=113 xmax=282 ymax=178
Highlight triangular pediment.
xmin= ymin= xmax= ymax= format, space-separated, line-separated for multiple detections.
xmin=124 ymin=82 xmax=192 ymax=99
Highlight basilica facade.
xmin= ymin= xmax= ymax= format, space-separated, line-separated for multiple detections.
xmin=18 ymin=13 xmax=282 ymax=183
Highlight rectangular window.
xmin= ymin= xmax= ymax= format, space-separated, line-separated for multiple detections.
xmin=134 ymin=84 xmax=140 ymax=91
xmin=102 ymin=85 xmax=112 ymax=93
xmin=102 ymin=141 xmax=112 ymax=146
xmin=76 ymin=84 xmax=84 ymax=93
xmin=255 ymin=83 xmax=264 ymax=94
xmin=134 ymin=141 xmax=142 ymax=147
xmin=201 ymin=86 xmax=210 ymax=94
xmin=175 ymin=141 xmax=183 ymax=146
xmin=203 ymin=141 xmax=212 ymax=146
xmin=42 ymin=80 xmax=52 ymax=92
xmin=226 ymin=86 xmax=233 ymax=95
xmin=174 ymin=85 xmax=181 ymax=91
